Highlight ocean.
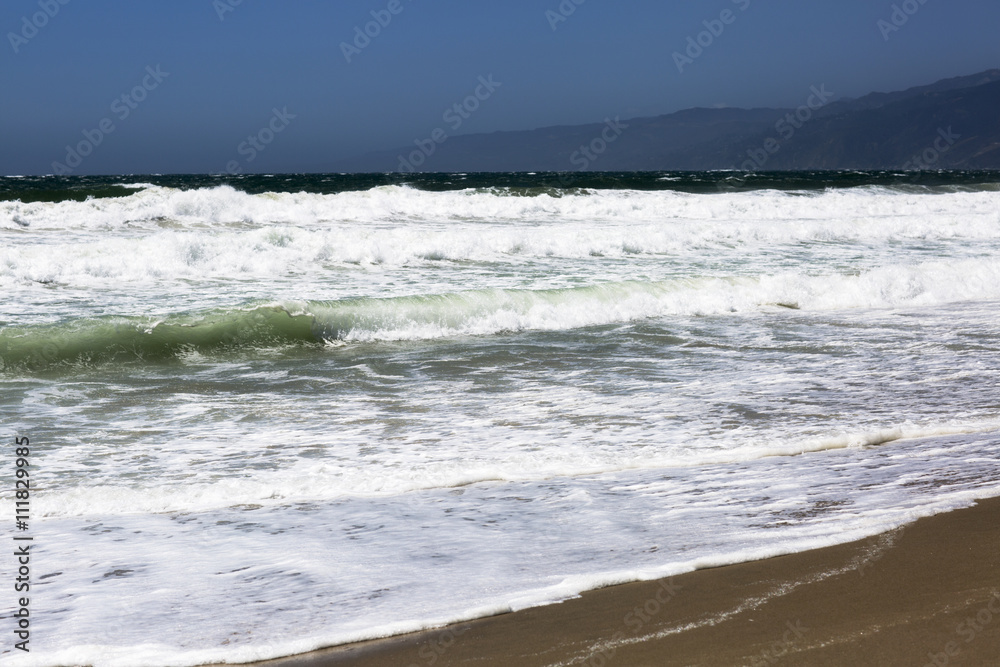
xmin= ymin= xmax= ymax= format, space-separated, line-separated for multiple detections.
xmin=3 ymin=171 xmax=1000 ymax=666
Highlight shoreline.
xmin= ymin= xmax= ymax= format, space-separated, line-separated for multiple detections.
xmin=227 ymin=495 xmax=1000 ymax=666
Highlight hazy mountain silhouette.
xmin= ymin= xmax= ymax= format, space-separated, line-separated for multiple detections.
xmin=338 ymin=69 xmax=1000 ymax=172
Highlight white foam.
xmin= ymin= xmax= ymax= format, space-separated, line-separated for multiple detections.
xmin=4 ymin=186 xmax=999 ymax=310
xmin=28 ymin=421 xmax=999 ymax=518
xmin=8 ymin=434 xmax=1000 ymax=667
xmin=291 ymin=260 xmax=1000 ymax=342
xmin=6 ymin=249 xmax=1000 ymax=336
xmin=7 ymin=183 xmax=1000 ymax=667
xmin=3 ymin=183 xmax=1000 ymax=233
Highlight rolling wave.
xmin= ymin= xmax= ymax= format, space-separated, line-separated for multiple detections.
xmin=3 ymin=182 xmax=1000 ymax=231
xmin=3 ymin=184 xmax=1000 ymax=293
xmin=5 ymin=259 xmax=1000 ymax=370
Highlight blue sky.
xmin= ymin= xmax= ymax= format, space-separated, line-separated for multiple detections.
xmin=2 ymin=0 xmax=998 ymax=175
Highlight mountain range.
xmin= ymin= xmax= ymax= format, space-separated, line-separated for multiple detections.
xmin=338 ymin=69 xmax=1000 ymax=172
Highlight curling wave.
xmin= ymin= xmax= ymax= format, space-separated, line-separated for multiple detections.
xmin=5 ymin=258 xmax=1000 ymax=370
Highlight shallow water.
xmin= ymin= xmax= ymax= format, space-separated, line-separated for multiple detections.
xmin=3 ymin=172 xmax=1000 ymax=665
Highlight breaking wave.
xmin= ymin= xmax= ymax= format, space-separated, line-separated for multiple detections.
xmin=5 ymin=258 xmax=1000 ymax=370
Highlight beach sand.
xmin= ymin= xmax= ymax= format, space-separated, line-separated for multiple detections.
xmin=234 ymin=496 xmax=1000 ymax=666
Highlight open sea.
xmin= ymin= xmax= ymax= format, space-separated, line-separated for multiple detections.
xmin=3 ymin=171 xmax=1000 ymax=666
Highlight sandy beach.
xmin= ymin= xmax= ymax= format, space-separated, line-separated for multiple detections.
xmin=233 ymin=496 xmax=1000 ymax=667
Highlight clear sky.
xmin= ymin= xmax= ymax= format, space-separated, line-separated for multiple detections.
xmin=2 ymin=0 xmax=998 ymax=175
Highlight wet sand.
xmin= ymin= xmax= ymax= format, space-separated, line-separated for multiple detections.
xmin=232 ymin=496 xmax=1000 ymax=666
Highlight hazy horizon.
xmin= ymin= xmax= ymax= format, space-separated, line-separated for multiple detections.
xmin=3 ymin=0 xmax=999 ymax=175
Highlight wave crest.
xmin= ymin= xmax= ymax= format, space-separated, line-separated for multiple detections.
xmin=5 ymin=259 xmax=1000 ymax=370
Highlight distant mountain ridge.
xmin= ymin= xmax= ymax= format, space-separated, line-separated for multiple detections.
xmin=339 ymin=69 xmax=1000 ymax=172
